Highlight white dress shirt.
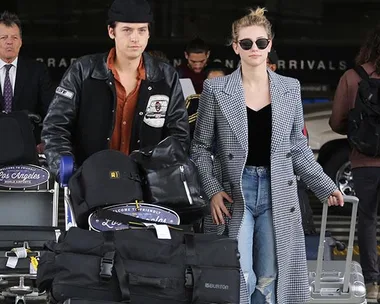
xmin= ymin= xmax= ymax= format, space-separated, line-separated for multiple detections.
xmin=0 ymin=57 xmax=18 ymax=95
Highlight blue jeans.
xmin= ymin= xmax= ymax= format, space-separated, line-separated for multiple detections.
xmin=238 ymin=166 xmax=277 ymax=304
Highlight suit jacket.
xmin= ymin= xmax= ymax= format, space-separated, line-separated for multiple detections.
xmin=0 ymin=56 xmax=54 ymax=143
xmin=190 ymin=68 xmax=337 ymax=304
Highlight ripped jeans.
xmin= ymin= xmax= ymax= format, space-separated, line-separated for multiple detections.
xmin=238 ymin=166 xmax=277 ymax=304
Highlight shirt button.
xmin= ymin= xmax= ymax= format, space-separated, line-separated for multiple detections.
xmin=148 ymin=86 xmax=152 ymax=90
xmin=286 ymin=152 xmax=291 ymax=158
xmin=290 ymin=206 xmax=295 ymax=213
xmin=123 ymin=121 xmax=126 ymax=125
xmin=137 ymin=140 xmax=140 ymax=143
xmin=139 ymin=112 xmax=144 ymax=116
xmin=109 ymin=82 xmax=112 ymax=85
xmin=288 ymin=180 xmax=293 ymax=186
xmin=107 ymin=137 xmax=110 ymax=141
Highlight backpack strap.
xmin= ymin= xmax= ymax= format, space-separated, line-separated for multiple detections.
xmin=354 ymin=66 xmax=370 ymax=80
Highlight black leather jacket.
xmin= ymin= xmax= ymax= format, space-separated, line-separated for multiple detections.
xmin=42 ymin=51 xmax=189 ymax=175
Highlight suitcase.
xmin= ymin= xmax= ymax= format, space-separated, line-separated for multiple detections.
xmin=307 ymin=195 xmax=366 ymax=303
xmin=0 ymin=225 xmax=60 ymax=300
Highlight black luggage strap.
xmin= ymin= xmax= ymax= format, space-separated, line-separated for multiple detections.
xmin=102 ymin=231 xmax=130 ymax=303
xmin=184 ymin=234 xmax=196 ymax=288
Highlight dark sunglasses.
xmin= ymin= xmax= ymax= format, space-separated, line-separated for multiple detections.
xmin=238 ymin=38 xmax=270 ymax=50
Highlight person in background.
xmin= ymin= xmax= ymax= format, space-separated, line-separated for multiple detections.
xmin=329 ymin=23 xmax=380 ymax=301
xmin=0 ymin=11 xmax=53 ymax=152
xmin=266 ymin=48 xmax=278 ymax=72
xmin=177 ymin=37 xmax=210 ymax=93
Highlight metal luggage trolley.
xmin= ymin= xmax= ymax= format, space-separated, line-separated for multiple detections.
xmin=0 ymin=158 xmax=61 ymax=304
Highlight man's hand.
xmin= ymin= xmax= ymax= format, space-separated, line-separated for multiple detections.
xmin=36 ymin=142 xmax=45 ymax=154
xmin=210 ymin=191 xmax=233 ymax=225
xmin=327 ymin=189 xmax=344 ymax=207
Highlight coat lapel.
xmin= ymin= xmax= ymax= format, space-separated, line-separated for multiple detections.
xmin=216 ymin=68 xmax=248 ymax=152
xmin=13 ymin=57 xmax=27 ymax=108
xmin=268 ymin=69 xmax=292 ymax=154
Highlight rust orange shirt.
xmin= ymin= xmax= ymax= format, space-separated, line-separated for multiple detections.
xmin=107 ymin=48 xmax=146 ymax=154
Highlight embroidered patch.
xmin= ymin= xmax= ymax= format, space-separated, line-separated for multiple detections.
xmin=143 ymin=95 xmax=169 ymax=128
xmin=55 ymin=86 xmax=74 ymax=100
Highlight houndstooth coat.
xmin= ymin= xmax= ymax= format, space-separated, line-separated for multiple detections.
xmin=190 ymin=68 xmax=337 ymax=304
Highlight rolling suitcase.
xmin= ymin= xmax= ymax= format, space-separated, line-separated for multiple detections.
xmin=307 ymin=195 xmax=366 ymax=303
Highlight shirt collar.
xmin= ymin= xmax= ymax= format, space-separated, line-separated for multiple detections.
xmin=0 ymin=57 xmax=18 ymax=70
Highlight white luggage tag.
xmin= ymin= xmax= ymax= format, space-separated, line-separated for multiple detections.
xmin=144 ymin=223 xmax=172 ymax=240
xmin=6 ymin=247 xmax=28 ymax=269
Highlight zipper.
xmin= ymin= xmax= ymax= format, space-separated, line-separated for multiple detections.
xmin=180 ymin=165 xmax=193 ymax=205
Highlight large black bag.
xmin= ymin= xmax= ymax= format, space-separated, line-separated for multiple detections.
xmin=348 ymin=66 xmax=380 ymax=156
xmin=37 ymin=227 xmax=240 ymax=304
xmin=68 ymin=150 xmax=143 ymax=228
xmin=130 ymin=136 xmax=209 ymax=224
xmin=0 ymin=111 xmax=38 ymax=166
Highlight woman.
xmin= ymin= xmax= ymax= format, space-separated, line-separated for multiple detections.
xmin=190 ymin=7 xmax=344 ymax=304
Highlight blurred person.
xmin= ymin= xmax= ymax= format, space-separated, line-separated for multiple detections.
xmin=266 ymin=48 xmax=278 ymax=71
xmin=42 ymin=0 xmax=189 ymax=176
xmin=0 ymin=11 xmax=53 ymax=152
xmin=147 ymin=49 xmax=170 ymax=64
xmin=205 ymin=61 xmax=228 ymax=79
xmin=191 ymin=7 xmax=344 ymax=304
xmin=177 ymin=37 xmax=210 ymax=93
xmin=329 ymin=23 xmax=380 ymax=301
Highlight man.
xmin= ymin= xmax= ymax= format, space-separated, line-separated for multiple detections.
xmin=0 ymin=11 xmax=53 ymax=149
xmin=330 ymin=24 xmax=380 ymax=301
xmin=177 ymin=37 xmax=210 ymax=94
xmin=42 ymin=0 xmax=189 ymax=176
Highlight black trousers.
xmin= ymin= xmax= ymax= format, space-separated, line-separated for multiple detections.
xmin=352 ymin=167 xmax=380 ymax=283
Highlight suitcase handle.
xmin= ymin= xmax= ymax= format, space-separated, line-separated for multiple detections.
xmin=314 ymin=195 xmax=358 ymax=294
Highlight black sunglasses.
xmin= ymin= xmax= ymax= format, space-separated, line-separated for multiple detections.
xmin=238 ymin=38 xmax=270 ymax=50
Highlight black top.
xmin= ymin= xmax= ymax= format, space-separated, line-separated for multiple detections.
xmin=246 ymin=104 xmax=272 ymax=166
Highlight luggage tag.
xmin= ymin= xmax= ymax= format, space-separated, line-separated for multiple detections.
xmin=143 ymin=223 xmax=172 ymax=240
xmin=6 ymin=247 xmax=28 ymax=269
xmin=28 ymin=249 xmax=39 ymax=274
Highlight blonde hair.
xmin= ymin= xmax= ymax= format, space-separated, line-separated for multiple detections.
xmin=231 ymin=7 xmax=273 ymax=43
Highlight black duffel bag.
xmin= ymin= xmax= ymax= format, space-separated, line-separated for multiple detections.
xmin=68 ymin=150 xmax=143 ymax=228
xmin=37 ymin=227 xmax=240 ymax=304
xmin=130 ymin=136 xmax=209 ymax=224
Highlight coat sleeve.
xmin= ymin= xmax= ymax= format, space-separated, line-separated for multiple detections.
xmin=41 ymin=61 xmax=82 ymax=176
xmin=290 ymin=80 xmax=337 ymax=202
xmin=190 ymin=79 xmax=223 ymax=200
xmin=163 ymin=68 xmax=190 ymax=153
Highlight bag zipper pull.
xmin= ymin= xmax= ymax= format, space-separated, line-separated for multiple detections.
xmin=180 ymin=165 xmax=193 ymax=205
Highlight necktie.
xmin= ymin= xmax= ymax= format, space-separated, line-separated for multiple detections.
xmin=3 ymin=64 xmax=13 ymax=113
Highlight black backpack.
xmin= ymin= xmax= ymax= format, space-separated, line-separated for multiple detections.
xmin=68 ymin=150 xmax=143 ymax=228
xmin=347 ymin=66 xmax=380 ymax=156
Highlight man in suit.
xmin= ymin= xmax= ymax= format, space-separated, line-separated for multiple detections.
xmin=0 ymin=11 xmax=53 ymax=150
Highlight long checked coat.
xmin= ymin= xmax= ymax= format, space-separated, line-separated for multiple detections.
xmin=190 ymin=68 xmax=337 ymax=304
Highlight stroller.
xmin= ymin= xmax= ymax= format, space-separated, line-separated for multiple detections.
xmin=0 ymin=112 xmax=60 ymax=304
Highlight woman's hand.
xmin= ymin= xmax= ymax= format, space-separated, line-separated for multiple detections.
xmin=327 ymin=190 xmax=344 ymax=207
xmin=210 ymin=191 xmax=233 ymax=225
